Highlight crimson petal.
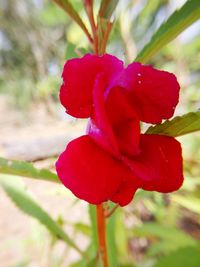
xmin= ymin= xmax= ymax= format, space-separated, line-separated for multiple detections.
xmin=60 ymin=54 xmax=123 ymax=118
xmin=56 ymin=135 xmax=136 ymax=205
xmin=110 ymin=179 xmax=139 ymax=206
xmin=125 ymin=134 xmax=183 ymax=193
xmin=105 ymin=86 xmax=141 ymax=156
xmin=87 ymin=74 xmax=119 ymax=157
xmin=88 ymin=74 xmax=141 ymax=157
xmin=122 ymin=63 xmax=180 ymax=124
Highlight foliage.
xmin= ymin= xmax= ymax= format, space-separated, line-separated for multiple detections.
xmin=0 ymin=0 xmax=200 ymax=266
xmin=135 ymin=0 xmax=200 ymax=63
xmin=0 ymin=175 xmax=82 ymax=254
xmin=153 ymin=246 xmax=200 ymax=267
xmin=0 ymin=157 xmax=59 ymax=183
xmin=146 ymin=111 xmax=200 ymax=137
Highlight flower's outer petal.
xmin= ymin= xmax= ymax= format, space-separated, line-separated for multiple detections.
xmin=56 ymin=135 xmax=137 ymax=205
xmin=123 ymin=63 xmax=180 ymax=124
xmin=60 ymin=54 xmax=123 ymax=118
xmin=126 ymin=134 xmax=183 ymax=193
xmin=110 ymin=180 xmax=139 ymax=206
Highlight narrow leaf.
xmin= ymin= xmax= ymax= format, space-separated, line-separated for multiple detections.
xmin=0 ymin=157 xmax=59 ymax=183
xmin=153 ymin=246 xmax=200 ymax=267
xmin=106 ymin=204 xmax=118 ymax=267
xmin=65 ymin=42 xmax=79 ymax=60
xmin=86 ymin=256 xmax=99 ymax=267
xmin=0 ymin=176 xmax=83 ymax=255
xmin=115 ymin=209 xmax=129 ymax=261
xmin=172 ymin=195 xmax=200 ymax=214
xmin=53 ymin=0 xmax=92 ymax=42
xmin=99 ymin=0 xmax=119 ymax=19
xmin=65 ymin=42 xmax=88 ymax=60
xmin=145 ymin=111 xmax=200 ymax=137
xmin=136 ymin=0 xmax=200 ymax=63
xmin=74 ymin=223 xmax=91 ymax=236
xmin=133 ymin=223 xmax=196 ymax=248
xmin=88 ymin=204 xmax=98 ymax=253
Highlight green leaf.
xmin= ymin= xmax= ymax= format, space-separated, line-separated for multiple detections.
xmin=153 ymin=246 xmax=200 ymax=267
xmin=74 ymin=223 xmax=91 ymax=236
xmin=172 ymin=195 xmax=200 ymax=214
xmin=69 ymin=243 xmax=99 ymax=267
xmin=106 ymin=202 xmax=118 ymax=267
xmin=65 ymin=43 xmax=88 ymax=60
xmin=0 ymin=175 xmax=83 ymax=255
xmin=0 ymin=157 xmax=59 ymax=183
xmin=145 ymin=111 xmax=200 ymax=137
xmin=99 ymin=0 xmax=119 ymax=19
xmin=136 ymin=0 xmax=200 ymax=63
xmin=137 ymin=0 xmax=161 ymax=24
xmin=147 ymin=240 xmax=176 ymax=256
xmin=70 ymin=260 xmax=86 ymax=267
xmin=88 ymin=205 xmax=103 ymax=267
xmin=65 ymin=42 xmax=79 ymax=60
xmin=88 ymin=205 xmax=98 ymax=252
xmin=133 ymin=223 xmax=196 ymax=249
xmin=115 ymin=208 xmax=129 ymax=262
xmin=39 ymin=3 xmax=67 ymax=26
xmin=86 ymin=256 xmax=99 ymax=267
xmin=70 ymin=255 xmax=99 ymax=267
xmin=53 ymin=0 xmax=92 ymax=42
xmin=89 ymin=203 xmax=119 ymax=266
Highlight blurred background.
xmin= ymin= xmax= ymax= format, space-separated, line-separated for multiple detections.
xmin=0 ymin=0 xmax=200 ymax=266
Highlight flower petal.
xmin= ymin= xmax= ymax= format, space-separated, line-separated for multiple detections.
xmin=122 ymin=63 xmax=180 ymax=124
xmin=110 ymin=179 xmax=139 ymax=206
xmin=56 ymin=135 xmax=136 ymax=205
xmin=105 ymin=86 xmax=141 ymax=156
xmin=60 ymin=54 xmax=123 ymax=118
xmin=88 ymin=74 xmax=141 ymax=157
xmin=126 ymin=134 xmax=183 ymax=193
xmin=87 ymin=74 xmax=119 ymax=157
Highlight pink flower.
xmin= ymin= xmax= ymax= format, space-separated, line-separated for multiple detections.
xmin=56 ymin=54 xmax=183 ymax=206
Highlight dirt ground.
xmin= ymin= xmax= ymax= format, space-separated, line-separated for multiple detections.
xmin=0 ymin=95 xmax=89 ymax=267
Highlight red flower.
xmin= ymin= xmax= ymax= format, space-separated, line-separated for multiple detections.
xmin=56 ymin=54 xmax=183 ymax=206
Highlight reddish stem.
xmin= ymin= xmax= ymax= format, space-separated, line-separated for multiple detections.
xmin=84 ymin=0 xmax=98 ymax=54
xmin=85 ymin=3 xmax=113 ymax=266
xmin=101 ymin=21 xmax=113 ymax=55
xmin=96 ymin=204 xmax=109 ymax=267
xmin=53 ymin=0 xmax=93 ymax=44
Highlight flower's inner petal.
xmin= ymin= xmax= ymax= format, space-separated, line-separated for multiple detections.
xmin=89 ymin=74 xmax=141 ymax=158
xmin=125 ymin=134 xmax=183 ymax=193
xmin=105 ymin=86 xmax=141 ymax=156
xmin=60 ymin=54 xmax=123 ymax=118
xmin=88 ymin=74 xmax=120 ymax=157
xmin=123 ymin=62 xmax=180 ymax=124
xmin=56 ymin=135 xmax=135 ymax=205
